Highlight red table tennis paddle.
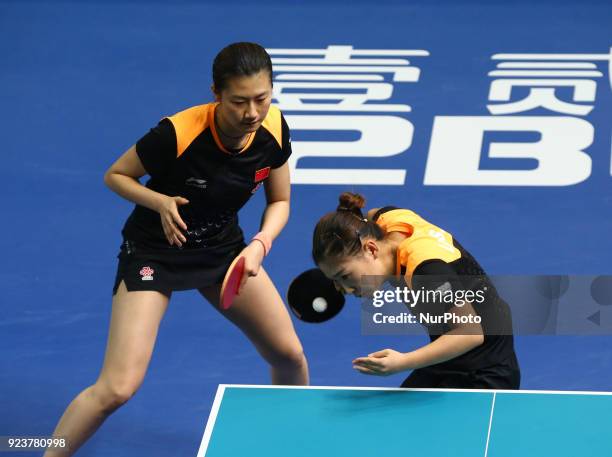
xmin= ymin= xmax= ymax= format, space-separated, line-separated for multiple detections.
xmin=220 ymin=256 xmax=246 ymax=310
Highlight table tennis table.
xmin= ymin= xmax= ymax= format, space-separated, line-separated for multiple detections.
xmin=197 ymin=385 xmax=611 ymax=457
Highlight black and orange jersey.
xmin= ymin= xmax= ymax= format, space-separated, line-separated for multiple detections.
xmin=372 ymin=206 xmax=517 ymax=371
xmin=121 ymin=103 xmax=291 ymax=249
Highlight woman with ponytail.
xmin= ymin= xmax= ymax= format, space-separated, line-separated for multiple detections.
xmin=313 ymin=192 xmax=520 ymax=389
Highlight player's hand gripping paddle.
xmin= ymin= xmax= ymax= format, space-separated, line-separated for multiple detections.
xmin=287 ymin=268 xmax=345 ymax=323
xmin=220 ymin=256 xmax=246 ymax=310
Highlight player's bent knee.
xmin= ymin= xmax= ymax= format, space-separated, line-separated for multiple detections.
xmin=269 ymin=345 xmax=307 ymax=370
xmin=103 ymin=384 xmax=138 ymax=410
xmin=93 ymin=377 xmax=143 ymax=411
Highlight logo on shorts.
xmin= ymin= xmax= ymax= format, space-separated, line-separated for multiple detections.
xmin=185 ymin=177 xmax=208 ymax=189
xmin=140 ymin=266 xmax=154 ymax=281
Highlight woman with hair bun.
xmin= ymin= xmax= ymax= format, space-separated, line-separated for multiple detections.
xmin=45 ymin=42 xmax=308 ymax=456
xmin=313 ymin=192 xmax=519 ymax=389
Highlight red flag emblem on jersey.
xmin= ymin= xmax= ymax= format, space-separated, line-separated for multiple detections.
xmin=254 ymin=167 xmax=271 ymax=182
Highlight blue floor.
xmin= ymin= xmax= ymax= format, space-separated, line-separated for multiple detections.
xmin=1 ymin=1 xmax=611 ymax=455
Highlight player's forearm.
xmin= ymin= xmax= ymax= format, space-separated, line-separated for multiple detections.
xmin=258 ymin=200 xmax=290 ymax=240
xmin=403 ymin=332 xmax=484 ymax=370
xmin=103 ymin=172 xmax=165 ymax=213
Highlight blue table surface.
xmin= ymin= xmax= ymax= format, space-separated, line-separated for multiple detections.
xmin=198 ymin=385 xmax=612 ymax=457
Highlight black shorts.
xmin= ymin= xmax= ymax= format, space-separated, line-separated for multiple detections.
xmin=112 ymin=223 xmax=246 ymax=296
xmin=400 ymin=354 xmax=521 ymax=390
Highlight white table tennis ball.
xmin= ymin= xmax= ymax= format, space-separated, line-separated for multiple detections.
xmin=312 ymin=297 xmax=328 ymax=313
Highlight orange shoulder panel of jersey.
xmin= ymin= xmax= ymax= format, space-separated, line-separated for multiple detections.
xmin=375 ymin=209 xmax=416 ymax=237
xmin=260 ymin=105 xmax=283 ymax=149
xmin=166 ymin=104 xmax=212 ymax=158
xmin=375 ymin=209 xmax=461 ymax=282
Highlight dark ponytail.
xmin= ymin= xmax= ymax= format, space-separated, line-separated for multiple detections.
xmin=212 ymin=42 xmax=273 ymax=92
xmin=312 ymin=192 xmax=385 ymax=265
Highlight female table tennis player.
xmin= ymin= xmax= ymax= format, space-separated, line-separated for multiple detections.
xmin=45 ymin=42 xmax=308 ymax=456
xmin=313 ymin=192 xmax=520 ymax=389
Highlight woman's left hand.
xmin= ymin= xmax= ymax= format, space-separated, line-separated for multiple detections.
xmin=235 ymin=241 xmax=266 ymax=294
xmin=352 ymin=349 xmax=412 ymax=376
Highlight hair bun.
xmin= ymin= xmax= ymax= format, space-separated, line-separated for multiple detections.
xmin=337 ymin=192 xmax=365 ymax=217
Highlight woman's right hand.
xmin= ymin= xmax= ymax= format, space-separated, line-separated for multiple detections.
xmin=157 ymin=195 xmax=190 ymax=247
